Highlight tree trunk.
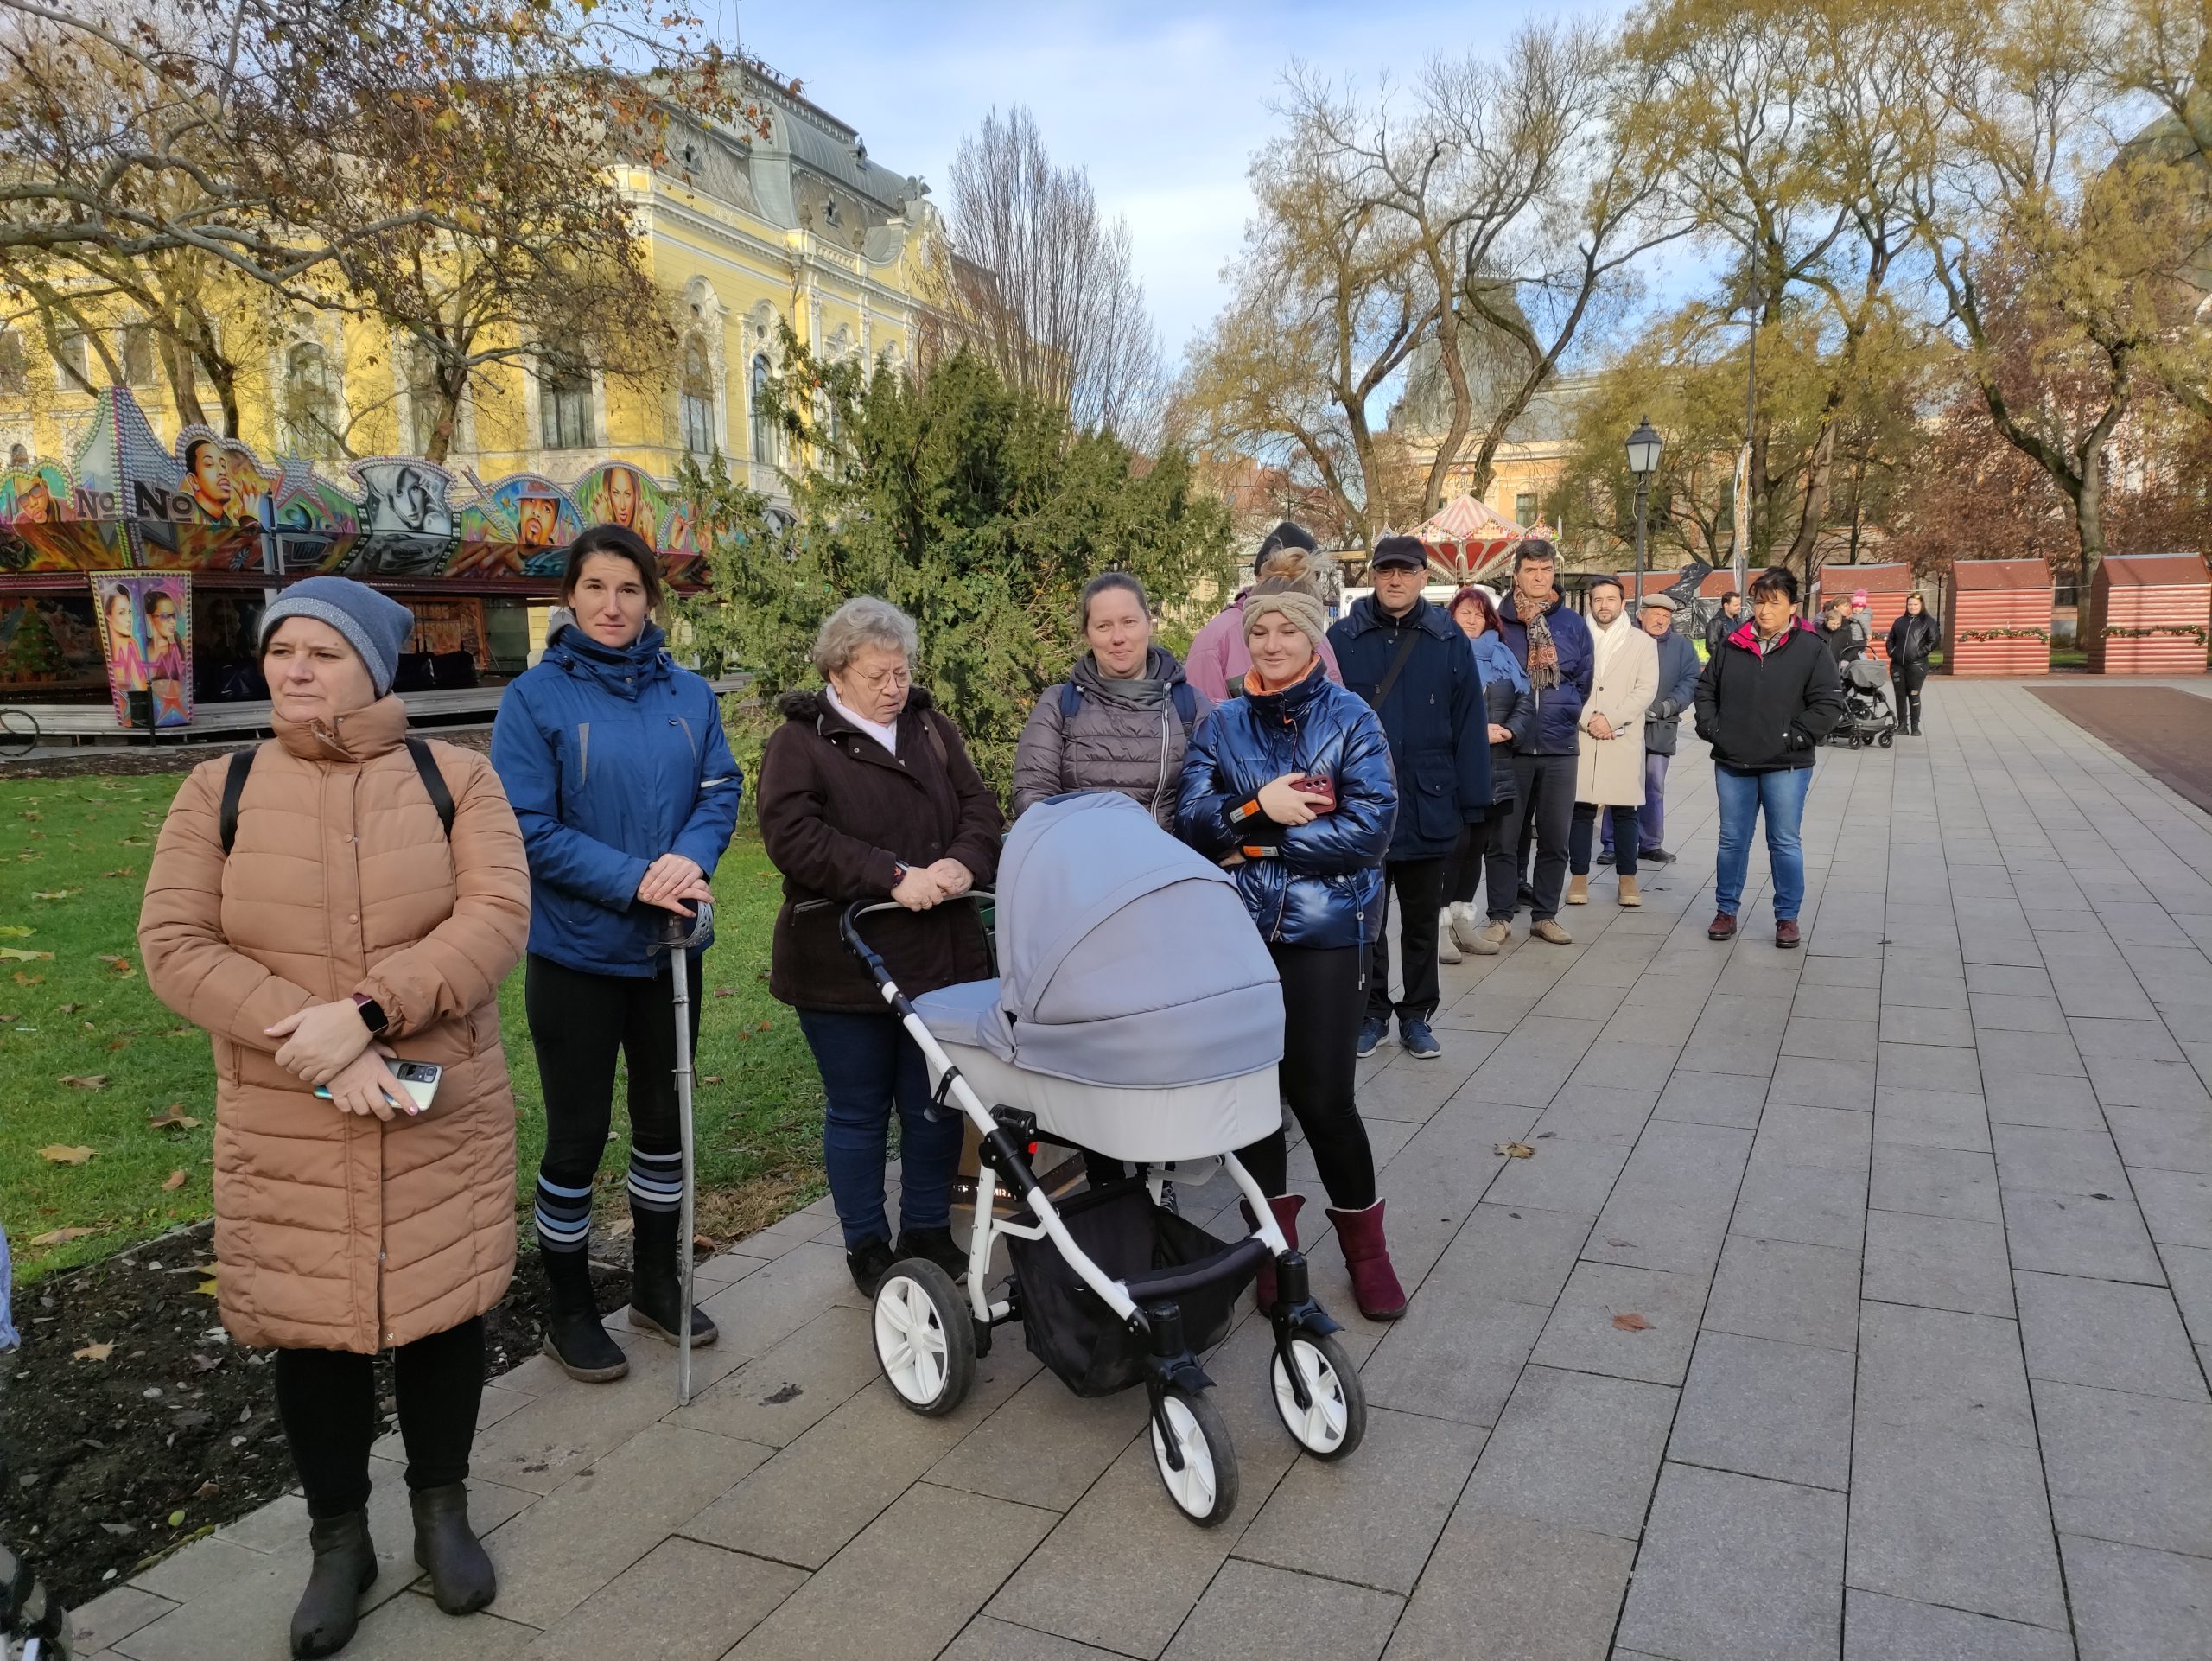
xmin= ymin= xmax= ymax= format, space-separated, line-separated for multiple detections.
xmin=1784 ymin=408 xmax=1842 ymax=574
xmin=159 ymin=334 xmax=208 ymax=430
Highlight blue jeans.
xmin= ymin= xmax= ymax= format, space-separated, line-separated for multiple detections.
xmin=1714 ymin=763 xmax=1814 ymax=922
xmin=797 ymin=1009 xmax=963 ymax=1251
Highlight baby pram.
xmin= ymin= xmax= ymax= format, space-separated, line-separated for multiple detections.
xmin=840 ymin=792 xmax=1367 ymax=1525
xmin=1834 ymin=658 xmax=1897 ymax=748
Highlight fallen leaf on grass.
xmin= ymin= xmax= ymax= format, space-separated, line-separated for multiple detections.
xmin=73 ymin=1343 xmax=114 ymax=1362
xmin=57 ymin=1002 xmax=84 ymax=1015
xmin=0 ymin=946 xmax=53 ymax=961
xmin=29 ymin=1226 xmax=96 ymax=1246
xmin=40 ymin=1144 xmax=96 ymax=1163
xmin=101 ymin=867 xmax=138 ymax=878
xmin=12 ymin=971 xmax=43 ymax=985
xmin=692 ymin=1233 xmax=717 ymax=1252
xmin=0 ymin=1011 xmax=15 ymax=1021
xmin=1611 ymin=1313 xmax=1651 ymax=1332
xmin=714 ymin=987 xmax=736 ymax=998
xmin=1495 ymin=1142 xmax=1535 ymax=1159
xmin=147 ymin=1104 xmax=202 ymax=1130
xmin=162 ymin=1170 xmax=188 ymax=1191
xmin=31 ymin=889 xmax=79 ymax=901
xmin=194 ymin=1276 xmax=219 ymax=1296
xmin=118 ymin=835 xmax=147 ymax=846
xmin=167 ymin=1510 xmax=186 ymax=1528
xmin=95 ymin=954 xmax=136 ymax=977
xmin=57 ymin=1074 xmax=109 ymax=1091
xmin=0 ymin=925 xmax=31 ymax=938
xmin=701 ymin=1074 xmax=723 ymax=1085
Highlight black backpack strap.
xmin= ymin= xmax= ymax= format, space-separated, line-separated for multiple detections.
xmin=1364 ymin=626 xmax=1424 ymax=711
xmin=219 ymin=745 xmax=257 ymax=856
xmin=405 ymin=736 xmax=456 ymax=839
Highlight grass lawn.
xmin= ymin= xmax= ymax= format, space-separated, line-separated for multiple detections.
xmin=0 ymin=769 xmax=827 ymax=1285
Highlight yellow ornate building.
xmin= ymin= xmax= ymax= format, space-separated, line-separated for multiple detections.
xmin=0 ymin=67 xmax=950 ymax=518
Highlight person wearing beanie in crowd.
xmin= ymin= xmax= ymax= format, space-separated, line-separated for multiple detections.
xmin=1185 ymin=520 xmax=1344 ymax=703
xmin=1490 ymin=540 xmax=1595 ymax=946
xmin=1328 ymin=536 xmax=1489 ymax=1059
xmin=490 ymin=526 xmax=743 ymax=1381
xmin=1177 ymin=576 xmax=1408 ymax=1321
xmin=1694 ymin=565 xmax=1847 ymax=948
xmin=1565 ymin=577 xmax=1657 ymax=908
xmin=1601 ymin=591 xmax=1700 ymax=869
xmin=141 ymin=576 xmax=530 ymax=1657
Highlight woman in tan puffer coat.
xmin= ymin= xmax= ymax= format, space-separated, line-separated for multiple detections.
xmin=140 ymin=577 xmax=529 ymax=1661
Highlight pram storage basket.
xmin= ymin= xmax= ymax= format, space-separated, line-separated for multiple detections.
xmin=1007 ymin=1181 xmax=1255 ymax=1397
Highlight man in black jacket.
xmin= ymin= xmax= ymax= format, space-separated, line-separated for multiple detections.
xmin=1694 ymin=566 xmax=1847 ymax=949
xmin=1329 ymin=535 xmax=1490 ymax=1060
xmin=1704 ymin=590 xmax=1743 ymax=656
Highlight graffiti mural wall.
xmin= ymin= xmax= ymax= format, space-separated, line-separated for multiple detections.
xmin=92 ymin=572 xmax=194 ymax=728
xmin=0 ymin=387 xmax=705 ymax=582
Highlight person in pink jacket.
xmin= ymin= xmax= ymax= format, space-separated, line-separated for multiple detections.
xmin=1185 ymin=521 xmax=1344 ymax=703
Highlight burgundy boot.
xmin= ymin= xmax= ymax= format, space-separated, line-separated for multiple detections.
xmin=1242 ymin=1194 xmax=1306 ymax=1314
xmin=1328 ymin=1200 xmax=1408 ymax=1321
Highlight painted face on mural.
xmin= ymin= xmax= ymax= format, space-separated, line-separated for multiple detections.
xmin=147 ymin=595 xmax=179 ymax=648
xmin=606 ymin=467 xmax=639 ymax=530
xmin=185 ymin=440 xmax=232 ymax=518
xmin=104 ymin=586 xmax=137 ymax=648
xmin=517 ymin=494 xmax=558 ymax=548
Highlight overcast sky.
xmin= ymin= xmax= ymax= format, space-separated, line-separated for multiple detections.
xmin=733 ymin=1 xmax=1649 ymax=366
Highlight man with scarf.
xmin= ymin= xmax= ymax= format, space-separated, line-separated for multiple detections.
xmin=1328 ymin=535 xmax=1489 ymax=1060
xmin=1486 ymin=541 xmax=1595 ymax=947
xmin=1565 ymin=577 xmax=1658 ymax=908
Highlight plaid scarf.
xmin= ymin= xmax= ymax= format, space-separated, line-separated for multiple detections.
xmin=1523 ymin=604 xmax=1561 ymax=690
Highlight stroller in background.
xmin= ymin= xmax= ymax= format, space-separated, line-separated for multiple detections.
xmin=840 ymin=792 xmax=1367 ymax=1526
xmin=1834 ymin=658 xmax=1897 ymax=749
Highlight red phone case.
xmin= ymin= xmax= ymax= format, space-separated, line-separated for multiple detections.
xmin=1293 ymin=774 xmax=1337 ymax=811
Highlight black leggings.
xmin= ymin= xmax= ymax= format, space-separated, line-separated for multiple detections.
xmin=1236 ymin=943 xmax=1377 ymax=1211
xmin=275 ymin=1318 xmax=484 ymax=1520
xmin=524 ymin=951 xmax=703 ymax=1252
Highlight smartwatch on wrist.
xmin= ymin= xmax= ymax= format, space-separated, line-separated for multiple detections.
xmin=350 ymin=993 xmax=390 ymax=1036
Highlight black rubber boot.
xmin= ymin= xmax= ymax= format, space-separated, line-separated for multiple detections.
xmin=541 ymin=1246 xmax=628 ymax=1382
xmin=290 ymin=1511 xmax=375 ymax=1659
xmin=894 ymin=1225 xmax=969 ymax=1281
xmin=410 ymin=1483 xmax=496 ymax=1616
xmin=628 ymin=1206 xmax=718 ymax=1346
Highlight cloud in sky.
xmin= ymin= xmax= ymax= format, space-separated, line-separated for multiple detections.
xmin=731 ymin=1 xmax=1641 ymax=363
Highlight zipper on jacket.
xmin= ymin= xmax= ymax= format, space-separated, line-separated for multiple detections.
xmin=576 ymin=722 xmax=589 ymax=785
xmin=673 ymin=715 xmax=696 ymax=757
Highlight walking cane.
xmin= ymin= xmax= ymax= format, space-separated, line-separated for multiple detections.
xmin=655 ymin=901 xmax=714 ymax=1409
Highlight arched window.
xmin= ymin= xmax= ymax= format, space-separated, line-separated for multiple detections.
xmin=0 ymin=328 xmax=26 ymax=399
xmin=679 ymin=335 xmax=715 ymax=457
xmin=749 ymin=353 xmax=774 ymax=464
xmin=539 ymin=354 xmax=593 ymax=450
xmin=281 ymin=341 xmax=342 ymax=459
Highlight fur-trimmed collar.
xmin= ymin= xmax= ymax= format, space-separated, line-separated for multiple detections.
xmin=779 ymin=685 xmax=937 ymax=722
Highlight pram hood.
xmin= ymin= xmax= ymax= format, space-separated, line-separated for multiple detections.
xmin=919 ymin=792 xmax=1284 ymax=1088
xmin=1845 ymin=659 xmax=1889 ymax=689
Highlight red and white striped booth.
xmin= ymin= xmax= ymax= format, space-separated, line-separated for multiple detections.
xmin=1944 ymin=560 xmax=2053 ymax=678
xmin=2085 ymin=554 xmax=2212 ymax=676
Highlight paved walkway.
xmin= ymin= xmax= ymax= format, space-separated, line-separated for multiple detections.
xmin=71 ymin=678 xmax=2212 ymax=1660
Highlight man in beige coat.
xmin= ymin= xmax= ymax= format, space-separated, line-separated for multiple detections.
xmin=1567 ymin=576 xmax=1659 ymax=907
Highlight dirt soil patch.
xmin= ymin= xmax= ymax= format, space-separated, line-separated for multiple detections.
xmin=0 ymin=1219 xmax=631 ymax=1610
xmin=2028 ymin=685 xmax=2212 ymax=814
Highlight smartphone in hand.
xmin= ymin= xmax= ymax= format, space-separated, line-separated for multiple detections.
xmin=1289 ymin=773 xmax=1338 ymax=812
xmin=315 ymin=1060 xmax=444 ymax=1116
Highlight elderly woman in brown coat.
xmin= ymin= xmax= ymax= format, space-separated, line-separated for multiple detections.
xmin=140 ymin=576 xmax=529 ymax=1661
xmin=757 ymin=596 xmax=1003 ymax=1297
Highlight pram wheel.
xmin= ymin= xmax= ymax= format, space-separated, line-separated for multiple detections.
xmin=1271 ymin=1331 xmax=1367 ymax=1461
xmin=1150 ymin=1384 xmax=1237 ymax=1526
xmin=872 ymin=1259 xmax=976 ymax=1416
xmin=1878 ymin=731 xmax=1894 ymax=748
xmin=1847 ymin=730 xmax=1864 ymax=749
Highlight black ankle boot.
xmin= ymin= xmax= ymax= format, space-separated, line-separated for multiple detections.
xmin=541 ymin=1246 xmax=627 ymax=1383
xmin=627 ymin=1207 xmax=718 ymax=1346
xmin=893 ymin=1225 xmax=969 ymax=1281
xmin=410 ymin=1483 xmax=496 ymax=1616
xmin=290 ymin=1511 xmax=375 ymax=1659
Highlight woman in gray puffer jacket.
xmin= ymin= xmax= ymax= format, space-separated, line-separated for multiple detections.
xmin=1014 ymin=572 xmax=1212 ymax=829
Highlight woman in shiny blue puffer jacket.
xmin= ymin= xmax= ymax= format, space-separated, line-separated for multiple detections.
xmin=1174 ymin=580 xmax=1409 ymax=1321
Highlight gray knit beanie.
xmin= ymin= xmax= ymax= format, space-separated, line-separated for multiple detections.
xmin=1243 ymin=578 xmax=1330 ymax=656
xmin=258 ymin=576 xmax=416 ymax=697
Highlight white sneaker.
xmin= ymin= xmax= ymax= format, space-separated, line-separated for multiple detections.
xmin=1437 ymin=909 xmax=1462 ymax=964
xmin=1448 ymin=901 xmax=1484 ymax=953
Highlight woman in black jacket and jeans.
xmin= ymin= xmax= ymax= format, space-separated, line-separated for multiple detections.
xmin=1885 ymin=592 xmax=1938 ymax=736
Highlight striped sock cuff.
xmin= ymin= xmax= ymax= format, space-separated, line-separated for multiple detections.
xmin=626 ymin=1147 xmax=684 ymax=1214
xmin=534 ymin=1175 xmax=594 ymax=1254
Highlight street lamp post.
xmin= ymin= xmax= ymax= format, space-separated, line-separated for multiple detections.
xmin=1624 ymin=416 xmax=1663 ymax=601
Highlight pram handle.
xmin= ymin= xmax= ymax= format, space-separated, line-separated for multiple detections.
xmin=838 ymin=892 xmax=995 ymax=963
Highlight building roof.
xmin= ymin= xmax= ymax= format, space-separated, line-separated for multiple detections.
xmin=2102 ymin=553 xmax=2212 ymax=586
xmin=1827 ymin=563 xmax=1914 ymax=591
xmin=1951 ymin=558 xmax=2053 ymax=591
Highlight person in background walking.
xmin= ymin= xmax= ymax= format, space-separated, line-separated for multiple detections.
xmin=1887 ymin=590 xmax=1938 ymax=736
xmin=1491 ymin=541 xmax=1594 ymax=947
xmin=1177 ymin=579 xmax=1407 ymax=1319
xmin=1185 ymin=521 xmax=1343 ymax=703
xmin=1566 ymin=578 xmax=1657 ymax=909
xmin=757 ymin=598 xmax=1004 ymax=1296
xmin=1694 ymin=566 xmax=1847 ymax=949
xmin=491 ymin=525 xmax=742 ymax=1384
xmin=143 ymin=577 xmax=529 ymax=1658
xmin=1440 ymin=586 xmax=1533 ymax=960
xmin=1601 ymin=592 xmax=1700 ymax=869
xmin=1329 ymin=535 xmax=1490 ymax=1060
xmin=1015 ymin=572 xmax=1211 ymax=826
xmin=1705 ymin=590 xmax=1743 ymax=656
